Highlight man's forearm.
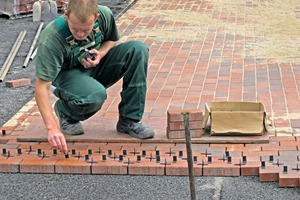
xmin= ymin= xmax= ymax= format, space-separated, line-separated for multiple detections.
xmin=35 ymin=78 xmax=59 ymax=132
xmin=35 ymin=77 xmax=68 ymax=153
xmin=99 ymin=40 xmax=118 ymax=58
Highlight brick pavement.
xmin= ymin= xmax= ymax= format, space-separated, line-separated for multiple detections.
xmin=1 ymin=0 xmax=300 ymax=188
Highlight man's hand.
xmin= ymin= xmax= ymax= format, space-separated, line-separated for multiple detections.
xmin=35 ymin=77 xmax=69 ymax=155
xmin=48 ymin=128 xmax=68 ymax=154
xmin=81 ymin=41 xmax=118 ymax=69
xmin=81 ymin=49 xmax=102 ymax=69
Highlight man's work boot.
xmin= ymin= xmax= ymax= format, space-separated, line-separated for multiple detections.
xmin=54 ymin=102 xmax=84 ymax=135
xmin=116 ymin=117 xmax=155 ymax=139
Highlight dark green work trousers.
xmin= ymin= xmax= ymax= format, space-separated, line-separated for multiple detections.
xmin=53 ymin=41 xmax=148 ymax=122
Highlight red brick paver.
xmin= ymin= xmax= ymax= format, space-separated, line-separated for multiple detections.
xmin=5 ymin=78 xmax=31 ymax=88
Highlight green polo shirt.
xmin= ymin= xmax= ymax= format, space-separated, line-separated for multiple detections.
xmin=35 ymin=5 xmax=120 ymax=82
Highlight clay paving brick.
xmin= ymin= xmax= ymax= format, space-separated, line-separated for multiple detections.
xmin=259 ymin=164 xmax=281 ymax=182
xmin=167 ymin=109 xmax=202 ymax=122
xmin=18 ymin=150 xmax=52 ymax=159
xmin=17 ymin=144 xmax=50 ymax=151
xmin=270 ymin=136 xmax=296 ymax=142
xmin=105 ymin=149 xmax=137 ymax=160
xmin=92 ymin=149 xmax=132 ymax=174
xmin=245 ymin=142 xmax=278 ymax=151
xmin=55 ymin=156 xmax=92 ymax=174
xmin=241 ymin=162 xmax=260 ymax=176
xmin=16 ymin=142 xmax=41 ymax=147
xmin=207 ymin=146 xmax=227 ymax=152
xmin=0 ymin=134 xmax=18 ymax=141
xmin=121 ymin=147 xmax=144 ymax=156
xmin=279 ymin=140 xmax=300 ymax=147
xmin=92 ymin=157 xmax=128 ymax=175
xmin=206 ymin=150 xmax=227 ymax=157
xmin=139 ymin=143 xmax=166 ymax=151
xmin=242 ymin=150 xmax=279 ymax=158
xmin=220 ymin=144 xmax=245 ymax=152
xmin=203 ymin=162 xmax=240 ymax=176
xmin=22 ymin=115 xmax=41 ymax=124
xmin=4 ymin=139 xmax=19 ymax=146
xmin=279 ymin=164 xmax=300 ymax=187
xmin=0 ymin=129 xmax=9 ymax=136
xmin=67 ymin=149 xmax=93 ymax=159
xmin=261 ymin=155 xmax=280 ymax=163
xmin=85 ymin=143 xmax=108 ymax=150
xmin=278 ymin=151 xmax=299 ymax=163
xmin=242 ymin=154 xmax=261 ymax=162
xmin=20 ymin=158 xmax=57 ymax=173
xmin=62 ymin=143 xmax=88 ymax=152
xmin=17 ymin=111 xmax=32 ymax=122
xmin=173 ymin=143 xmax=210 ymax=152
xmin=278 ymin=150 xmax=300 ymax=157
xmin=200 ymin=155 xmax=241 ymax=176
xmin=225 ymin=151 xmax=242 ymax=157
xmin=0 ymin=144 xmax=20 ymax=150
xmin=5 ymin=78 xmax=31 ymax=88
xmin=1 ymin=125 xmax=20 ymax=134
xmin=128 ymin=159 xmax=165 ymax=176
xmin=119 ymin=143 xmax=145 ymax=152
xmin=185 ymin=152 xmax=208 ymax=162
xmin=145 ymin=150 xmax=177 ymax=159
xmin=9 ymin=129 xmax=27 ymax=136
xmin=240 ymin=145 xmax=262 ymax=152
xmin=97 ymin=150 xmax=121 ymax=159
xmin=259 ymin=155 xmax=297 ymax=177
xmin=167 ymin=121 xmax=202 ymax=131
xmin=30 ymin=144 xmax=53 ymax=151
xmin=260 ymin=141 xmax=280 ymax=147
xmin=34 ymin=149 xmax=58 ymax=158
xmin=167 ymin=129 xmax=203 ymax=139
xmin=13 ymin=124 xmax=27 ymax=132
xmin=0 ymin=129 xmax=11 ymax=136
xmin=262 ymin=145 xmax=297 ymax=151
xmin=105 ymin=143 xmax=131 ymax=150
xmin=165 ymin=160 xmax=188 ymax=176
xmin=110 ymin=144 xmax=158 ymax=154
xmin=0 ymin=157 xmax=23 ymax=173
xmin=0 ymin=128 xmax=15 ymax=135
xmin=5 ymin=140 xmax=20 ymax=145
xmin=166 ymin=159 xmax=203 ymax=176
xmin=128 ymin=148 xmax=153 ymax=158
xmin=153 ymin=143 xmax=176 ymax=150
xmin=84 ymin=147 xmax=107 ymax=156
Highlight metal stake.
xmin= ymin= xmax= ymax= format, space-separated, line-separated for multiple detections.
xmin=183 ymin=112 xmax=196 ymax=200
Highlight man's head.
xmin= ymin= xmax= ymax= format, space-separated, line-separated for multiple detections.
xmin=65 ymin=0 xmax=99 ymax=40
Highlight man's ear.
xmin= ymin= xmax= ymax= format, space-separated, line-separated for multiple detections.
xmin=64 ymin=10 xmax=69 ymax=19
xmin=94 ymin=13 xmax=100 ymax=21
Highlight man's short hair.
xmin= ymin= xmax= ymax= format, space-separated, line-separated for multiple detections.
xmin=67 ymin=0 xmax=98 ymax=22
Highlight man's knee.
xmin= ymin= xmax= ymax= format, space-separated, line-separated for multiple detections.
xmin=125 ymin=41 xmax=149 ymax=58
xmin=70 ymin=87 xmax=107 ymax=114
xmin=85 ymin=88 xmax=107 ymax=113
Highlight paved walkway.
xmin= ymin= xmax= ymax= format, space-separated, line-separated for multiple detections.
xmin=118 ymin=0 xmax=300 ymax=136
xmin=1 ymin=0 xmax=300 ymax=188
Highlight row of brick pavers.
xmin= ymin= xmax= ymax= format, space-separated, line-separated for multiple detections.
xmin=0 ymin=100 xmax=299 ymax=187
